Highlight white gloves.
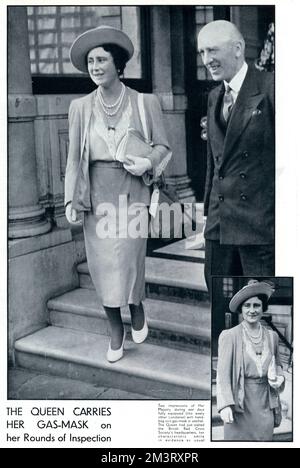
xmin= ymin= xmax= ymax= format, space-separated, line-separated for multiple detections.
xmin=65 ymin=203 xmax=82 ymax=225
xmin=123 ymin=155 xmax=152 ymax=176
xmin=220 ymin=406 xmax=234 ymax=424
xmin=268 ymin=356 xmax=285 ymax=390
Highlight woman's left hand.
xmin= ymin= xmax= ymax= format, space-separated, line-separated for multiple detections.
xmin=268 ymin=375 xmax=285 ymax=390
xmin=123 ymin=154 xmax=152 ymax=176
xmin=220 ymin=406 xmax=234 ymax=424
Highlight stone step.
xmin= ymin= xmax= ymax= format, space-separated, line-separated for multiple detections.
xmin=48 ymin=289 xmax=211 ymax=354
xmin=15 ymin=326 xmax=210 ymax=399
xmin=212 ymin=417 xmax=293 ymax=442
xmin=151 ymin=237 xmax=205 ymax=264
xmin=77 ymin=257 xmax=208 ymax=305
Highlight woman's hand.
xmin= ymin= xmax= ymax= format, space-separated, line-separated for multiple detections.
xmin=220 ymin=407 xmax=234 ymax=424
xmin=268 ymin=375 xmax=285 ymax=390
xmin=199 ymin=216 xmax=206 ymax=249
xmin=123 ymin=154 xmax=152 ymax=176
xmin=268 ymin=357 xmax=285 ymax=390
xmin=65 ymin=203 xmax=82 ymax=225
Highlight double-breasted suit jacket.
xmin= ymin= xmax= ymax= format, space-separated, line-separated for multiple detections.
xmin=204 ymin=67 xmax=275 ymax=245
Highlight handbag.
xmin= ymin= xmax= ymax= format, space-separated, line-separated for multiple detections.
xmin=268 ymin=331 xmax=283 ymax=428
xmin=117 ymin=127 xmax=154 ymax=162
xmin=137 ymin=94 xmax=173 ymax=210
xmin=116 ymin=94 xmax=163 ymax=216
xmin=273 ymin=399 xmax=282 ymax=428
xmin=136 ymin=94 xmax=181 ymax=239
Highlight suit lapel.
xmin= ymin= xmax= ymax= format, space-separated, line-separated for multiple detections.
xmin=80 ymin=90 xmax=96 ymax=160
xmin=235 ymin=323 xmax=243 ymax=379
xmin=208 ymin=84 xmax=226 ymax=157
xmin=223 ymin=68 xmax=264 ymax=160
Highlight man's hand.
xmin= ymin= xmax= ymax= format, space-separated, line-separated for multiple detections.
xmin=65 ymin=203 xmax=82 ymax=225
xmin=220 ymin=406 xmax=234 ymax=424
xmin=123 ymin=154 xmax=152 ymax=176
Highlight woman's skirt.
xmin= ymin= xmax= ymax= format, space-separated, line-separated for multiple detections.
xmin=224 ymin=377 xmax=274 ymax=441
xmin=83 ymin=161 xmax=148 ymax=307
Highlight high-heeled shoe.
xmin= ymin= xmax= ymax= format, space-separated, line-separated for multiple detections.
xmin=132 ymin=317 xmax=148 ymax=344
xmin=106 ymin=330 xmax=126 ymax=363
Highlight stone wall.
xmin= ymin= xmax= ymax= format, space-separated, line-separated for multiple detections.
xmin=8 ymin=229 xmax=80 ymax=364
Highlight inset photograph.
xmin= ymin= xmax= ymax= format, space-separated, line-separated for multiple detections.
xmin=211 ymin=277 xmax=293 ymax=442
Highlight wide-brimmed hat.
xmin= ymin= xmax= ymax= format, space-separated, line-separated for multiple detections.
xmin=229 ymin=279 xmax=274 ymax=313
xmin=70 ymin=25 xmax=134 ymax=73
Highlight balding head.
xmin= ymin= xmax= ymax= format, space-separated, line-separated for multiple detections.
xmin=197 ymin=20 xmax=245 ymax=82
xmin=198 ymin=20 xmax=245 ymax=49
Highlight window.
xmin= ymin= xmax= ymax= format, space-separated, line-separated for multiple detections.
xmin=195 ymin=6 xmax=214 ymax=80
xmin=223 ymin=278 xmax=234 ymax=298
xmin=27 ymin=6 xmax=151 ymax=93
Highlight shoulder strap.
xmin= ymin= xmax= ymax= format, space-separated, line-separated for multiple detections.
xmin=267 ymin=328 xmax=275 ymax=354
xmin=137 ymin=93 xmax=149 ymax=142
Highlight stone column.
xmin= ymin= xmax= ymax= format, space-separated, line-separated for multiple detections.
xmin=151 ymin=6 xmax=195 ymax=202
xmin=8 ymin=6 xmax=51 ymax=238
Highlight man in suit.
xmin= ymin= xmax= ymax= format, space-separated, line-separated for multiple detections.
xmin=197 ymin=20 xmax=275 ymax=291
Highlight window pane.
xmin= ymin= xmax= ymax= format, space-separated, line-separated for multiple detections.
xmin=36 ymin=6 xmax=57 ymax=15
xmin=61 ymin=6 xmax=81 ymax=14
xmin=37 ymin=17 xmax=56 ymax=30
xmin=27 ymin=5 xmax=142 ymax=78
xmin=195 ymin=6 xmax=214 ymax=80
xmin=223 ymin=278 xmax=234 ymax=298
xmin=61 ymin=16 xmax=81 ymax=28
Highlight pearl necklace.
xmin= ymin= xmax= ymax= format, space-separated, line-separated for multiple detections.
xmin=98 ymin=83 xmax=126 ymax=117
xmin=242 ymin=321 xmax=263 ymax=345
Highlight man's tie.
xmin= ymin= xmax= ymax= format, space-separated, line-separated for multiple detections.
xmin=222 ymin=84 xmax=234 ymax=122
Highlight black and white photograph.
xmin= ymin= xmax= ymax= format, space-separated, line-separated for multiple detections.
xmin=3 ymin=0 xmax=299 ymax=450
xmin=211 ymin=277 xmax=293 ymax=442
xmin=8 ymin=4 xmax=214 ymax=403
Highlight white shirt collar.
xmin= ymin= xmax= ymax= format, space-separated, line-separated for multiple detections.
xmin=224 ymin=62 xmax=248 ymax=96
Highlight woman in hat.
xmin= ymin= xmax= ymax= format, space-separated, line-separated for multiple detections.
xmin=216 ymin=279 xmax=285 ymax=441
xmin=64 ymin=26 xmax=172 ymax=363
